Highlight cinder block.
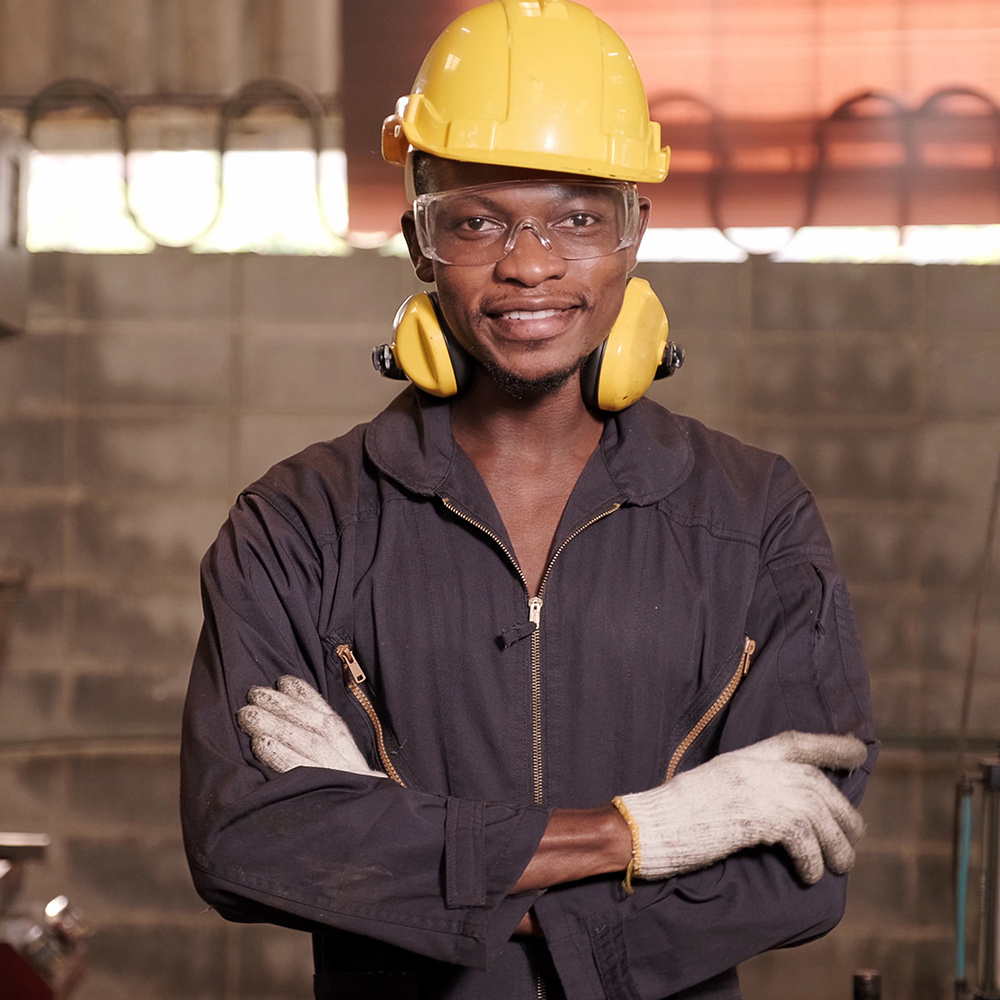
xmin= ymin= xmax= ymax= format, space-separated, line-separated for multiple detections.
xmin=82 ymin=923 xmax=227 ymax=1000
xmin=73 ymin=253 xmax=233 ymax=322
xmin=0 ymin=417 xmax=65 ymax=485
xmin=242 ymin=323 xmax=404 ymax=414
xmin=76 ymin=416 xmax=230 ymax=494
xmin=71 ymin=587 xmax=202 ymax=673
xmin=914 ymin=853 xmax=952 ymax=927
xmin=842 ymin=851 xmax=911 ymax=923
xmin=634 ymin=262 xmax=747 ymax=332
xmin=67 ymin=837 xmax=203 ymax=912
xmin=67 ymin=756 xmax=181 ymax=827
xmin=77 ymin=328 xmax=231 ymax=407
xmin=921 ymin=763 xmax=961 ymax=842
xmin=918 ymin=421 xmax=1000 ymax=505
xmin=917 ymin=508 xmax=1000 ymax=588
xmin=0 ymin=331 xmax=68 ymax=410
xmin=850 ymin=598 xmax=919 ymax=678
xmin=75 ymin=498 xmax=229 ymax=577
xmin=918 ymin=677 xmax=968 ymax=734
xmin=0 ymin=503 xmax=66 ymax=573
xmin=928 ymin=339 xmax=1000 ymax=418
xmin=912 ymin=938 xmax=956 ymax=1000
xmin=3 ymin=587 xmax=66 ymax=660
xmin=0 ymin=672 xmax=63 ymax=742
xmin=240 ymin=253 xmax=423 ymax=325
xmin=750 ymin=427 xmax=916 ymax=501
xmin=858 ymin=766 xmax=915 ymax=841
xmin=645 ymin=327 xmax=747 ymax=434
xmin=72 ymin=673 xmax=187 ymax=734
xmin=745 ymin=338 xmax=917 ymax=415
xmin=237 ymin=924 xmax=314 ymax=999
xmin=751 ymin=260 xmax=917 ymax=333
xmin=741 ymin=933 xmax=916 ymax=1000
xmin=0 ymin=0 xmax=58 ymax=94
xmin=925 ymin=264 xmax=1000 ymax=333
xmin=869 ymin=675 xmax=920 ymax=732
xmin=64 ymin=0 xmax=156 ymax=90
xmin=920 ymin=601 xmax=1000 ymax=678
xmin=239 ymin=412 xmax=373 ymax=487
xmin=824 ymin=511 xmax=918 ymax=585
xmin=0 ymin=757 xmax=62 ymax=827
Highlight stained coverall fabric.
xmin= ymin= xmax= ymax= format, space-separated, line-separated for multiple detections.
xmin=181 ymin=387 xmax=877 ymax=1000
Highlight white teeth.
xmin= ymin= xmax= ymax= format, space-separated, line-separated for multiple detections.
xmin=502 ymin=309 xmax=561 ymax=321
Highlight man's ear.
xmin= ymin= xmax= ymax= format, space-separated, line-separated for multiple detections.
xmin=401 ymin=211 xmax=435 ymax=283
xmin=626 ymin=196 xmax=652 ymax=275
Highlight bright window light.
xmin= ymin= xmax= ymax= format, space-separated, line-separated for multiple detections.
xmin=27 ymin=149 xmax=349 ymax=254
xmin=636 ymin=228 xmax=747 ymax=263
xmin=638 ymin=225 xmax=1000 ymax=264
xmin=27 ymin=152 xmax=153 ymax=253
xmin=772 ymin=227 xmax=903 ymax=263
xmin=25 ymin=155 xmax=1000 ymax=265
xmin=195 ymin=150 xmax=348 ymax=255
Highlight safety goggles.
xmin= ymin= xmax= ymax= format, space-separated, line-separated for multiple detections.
xmin=412 ymin=179 xmax=642 ymax=266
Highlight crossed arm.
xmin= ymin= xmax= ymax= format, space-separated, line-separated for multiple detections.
xmin=238 ymin=675 xmax=867 ymax=908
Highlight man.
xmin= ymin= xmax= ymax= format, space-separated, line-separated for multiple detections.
xmin=181 ymin=2 xmax=876 ymax=998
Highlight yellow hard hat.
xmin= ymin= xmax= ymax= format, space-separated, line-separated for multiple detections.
xmin=381 ymin=0 xmax=669 ymax=184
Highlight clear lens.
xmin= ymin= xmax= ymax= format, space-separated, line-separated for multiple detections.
xmin=414 ymin=180 xmax=639 ymax=266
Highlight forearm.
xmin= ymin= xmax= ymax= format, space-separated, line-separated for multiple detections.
xmin=511 ymin=804 xmax=632 ymax=893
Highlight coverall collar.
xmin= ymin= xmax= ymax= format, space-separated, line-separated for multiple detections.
xmin=364 ymin=386 xmax=694 ymax=519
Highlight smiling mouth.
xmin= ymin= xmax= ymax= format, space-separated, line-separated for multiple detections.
xmin=501 ymin=308 xmax=566 ymax=321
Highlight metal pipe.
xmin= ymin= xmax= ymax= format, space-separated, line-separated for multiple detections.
xmin=978 ymin=760 xmax=1000 ymax=998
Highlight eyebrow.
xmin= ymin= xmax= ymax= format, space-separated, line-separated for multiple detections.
xmin=442 ymin=185 xmax=616 ymax=212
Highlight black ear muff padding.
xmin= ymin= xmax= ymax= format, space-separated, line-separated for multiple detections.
xmin=579 ymin=340 xmax=607 ymax=410
xmin=428 ymin=293 xmax=476 ymax=395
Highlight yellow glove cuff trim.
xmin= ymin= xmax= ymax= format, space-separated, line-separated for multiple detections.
xmin=611 ymin=795 xmax=642 ymax=894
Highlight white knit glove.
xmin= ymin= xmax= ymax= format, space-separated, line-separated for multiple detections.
xmin=613 ymin=731 xmax=867 ymax=885
xmin=237 ymin=675 xmax=385 ymax=777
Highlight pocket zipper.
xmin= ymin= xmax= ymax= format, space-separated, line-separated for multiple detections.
xmin=336 ymin=644 xmax=406 ymax=786
xmin=664 ymin=636 xmax=756 ymax=781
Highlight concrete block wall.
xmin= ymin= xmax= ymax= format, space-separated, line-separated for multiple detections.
xmin=0 ymin=250 xmax=997 ymax=999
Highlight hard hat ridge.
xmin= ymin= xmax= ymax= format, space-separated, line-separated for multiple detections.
xmin=381 ymin=0 xmax=670 ymax=185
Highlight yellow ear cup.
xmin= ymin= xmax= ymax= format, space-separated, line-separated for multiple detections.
xmin=591 ymin=278 xmax=670 ymax=412
xmin=390 ymin=293 xmax=460 ymax=398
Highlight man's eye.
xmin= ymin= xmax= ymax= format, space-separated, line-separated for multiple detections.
xmin=555 ymin=212 xmax=601 ymax=230
xmin=454 ymin=216 xmax=503 ymax=234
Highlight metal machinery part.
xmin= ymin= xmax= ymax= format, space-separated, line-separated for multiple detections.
xmin=978 ymin=761 xmax=1000 ymax=999
xmin=0 ymin=121 xmax=29 ymax=337
xmin=955 ymin=758 xmax=1000 ymax=1000
xmin=0 ymin=833 xmax=88 ymax=1000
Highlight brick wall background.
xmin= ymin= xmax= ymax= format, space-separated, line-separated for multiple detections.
xmin=1 ymin=250 xmax=998 ymax=999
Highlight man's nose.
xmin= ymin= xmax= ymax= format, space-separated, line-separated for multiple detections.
xmin=494 ymin=223 xmax=568 ymax=284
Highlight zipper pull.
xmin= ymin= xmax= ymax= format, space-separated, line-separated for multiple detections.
xmin=740 ymin=636 xmax=756 ymax=677
xmin=528 ymin=596 xmax=543 ymax=628
xmin=336 ymin=644 xmax=366 ymax=685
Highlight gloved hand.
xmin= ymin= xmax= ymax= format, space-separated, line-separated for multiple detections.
xmin=612 ymin=731 xmax=868 ymax=885
xmin=237 ymin=675 xmax=385 ymax=777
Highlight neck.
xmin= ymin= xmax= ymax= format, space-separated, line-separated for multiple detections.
xmin=450 ymin=367 xmax=604 ymax=464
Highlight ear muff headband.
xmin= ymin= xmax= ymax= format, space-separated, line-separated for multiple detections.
xmin=377 ymin=278 xmax=676 ymax=410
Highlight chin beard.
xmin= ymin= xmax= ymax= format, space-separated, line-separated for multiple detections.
xmin=481 ymin=353 xmax=588 ymax=400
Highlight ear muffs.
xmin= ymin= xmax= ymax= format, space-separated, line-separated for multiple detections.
xmin=580 ymin=277 xmax=680 ymax=412
xmin=373 ymin=279 xmax=682 ymax=410
xmin=372 ymin=292 xmax=475 ymax=397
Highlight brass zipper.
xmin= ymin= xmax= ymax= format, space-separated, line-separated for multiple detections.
xmin=336 ymin=643 xmax=405 ymax=786
xmin=664 ymin=636 xmax=756 ymax=781
xmin=442 ymin=497 xmax=621 ymax=806
xmin=536 ymin=973 xmax=548 ymax=999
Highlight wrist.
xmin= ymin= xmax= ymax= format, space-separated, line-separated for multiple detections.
xmin=511 ymin=805 xmax=633 ymax=892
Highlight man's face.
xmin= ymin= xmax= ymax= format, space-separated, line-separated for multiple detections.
xmin=402 ymin=158 xmax=650 ymax=396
